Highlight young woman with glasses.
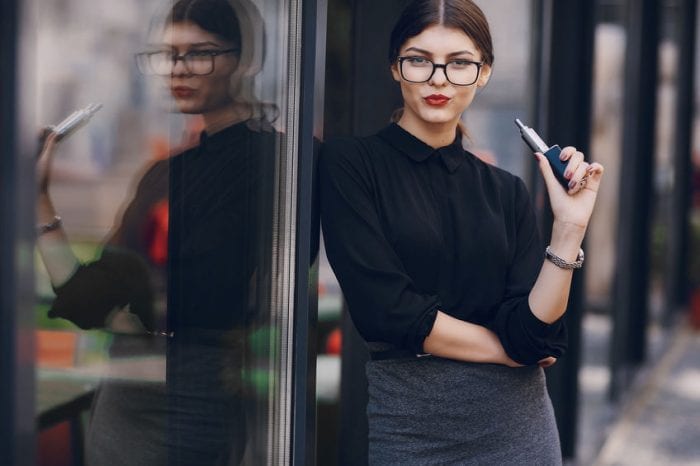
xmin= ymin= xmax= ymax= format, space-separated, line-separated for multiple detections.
xmin=36 ymin=0 xmax=275 ymax=464
xmin=320 ymin=0 xmax=604 ymax=464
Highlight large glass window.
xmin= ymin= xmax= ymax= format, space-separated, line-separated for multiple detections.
xmin=31 ymin=0 xmax=305 ymax=464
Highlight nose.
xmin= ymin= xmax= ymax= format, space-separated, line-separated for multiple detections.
xmin=171 ymin=56 xmax=189 ymax=76
xmin=429 ymin=65 xmax=448 ymax=86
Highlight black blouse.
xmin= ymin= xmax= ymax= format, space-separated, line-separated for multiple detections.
xmin=49 ymin=120 xmax=277 ymax=336
xmin=319 ymin=123 xmax=567 ymax=365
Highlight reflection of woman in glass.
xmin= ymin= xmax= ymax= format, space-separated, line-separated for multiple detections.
xmin=36 ymin=0 xmax=275 ymax=464
xmin=320 ymin=1 xmax=604 ymax=464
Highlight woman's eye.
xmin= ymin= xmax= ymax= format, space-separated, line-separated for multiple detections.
xmin=449 ymin=60 xmax=471 ymax=68
xmin=187 ymin=51 xmax=212 ymax=58
xmin=407 ymin=57 xmax=430 ymax=65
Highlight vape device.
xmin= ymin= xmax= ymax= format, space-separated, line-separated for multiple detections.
xmin=514 ymin=118 xmax=569 ymax=190
xmin=51 ymin=103 xmax=103 ymax=141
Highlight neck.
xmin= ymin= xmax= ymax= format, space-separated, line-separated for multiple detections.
xmin=202 ymin=101 xmax=252 ymax=135
xmin=397 ymin=113 xmax=460 ymax=148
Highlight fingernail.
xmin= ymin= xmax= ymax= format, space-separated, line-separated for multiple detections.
xmin=568 ymin=179 xmax=576 ymax=189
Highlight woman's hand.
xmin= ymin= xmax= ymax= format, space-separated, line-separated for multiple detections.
xmin=538 ymin=357 xmax=557 ymax=369
xmin=36 ymin=128 xmax=59 ymax=196
xmin=536 ymin=146 xmax=604 ymax=230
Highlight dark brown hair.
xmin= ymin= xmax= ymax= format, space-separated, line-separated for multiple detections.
xmin=388 ymin=0 xmax=494 ymax=66
xmin=165 ymin=0 xmax=277 ymax=122
xmin=168 ymin=0 xmax=242 ymax=51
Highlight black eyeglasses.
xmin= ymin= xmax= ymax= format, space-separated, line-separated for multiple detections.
xmin=135 ymin=49 xmax=238 ymax=76
xmin=397 ymin=56 xmax=483 ymax=86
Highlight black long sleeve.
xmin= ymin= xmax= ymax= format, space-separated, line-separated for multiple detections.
xmin=319 ymin=123 xmax=567 ymax=364
xmin=48 ymin=160 xmax=168 ymax=330
xmin=48 ymin=121 xmax=277 ymax=334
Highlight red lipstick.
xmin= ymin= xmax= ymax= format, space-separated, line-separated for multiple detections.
xmin=171 ymin=86 xmax=195 ymax=98
xmin=424 ymin=94 xmax=450 ymax=106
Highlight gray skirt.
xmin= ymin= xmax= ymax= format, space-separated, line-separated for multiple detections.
xmin=366 ymin=356 xmax=562 ymax=466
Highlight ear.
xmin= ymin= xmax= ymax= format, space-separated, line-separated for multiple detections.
xmin=476 ymin=64 xmax=492 ymax=87
xmin=390 ymin=63 xmax=401 ymax=82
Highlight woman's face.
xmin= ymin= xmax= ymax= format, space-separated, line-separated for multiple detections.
xmin=391 ymin=24 xmax=491 ymax=129
xmin=161 ymin=21 xmax=239 ymax=115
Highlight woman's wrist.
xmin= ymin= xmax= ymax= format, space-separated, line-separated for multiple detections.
xmin=37 ymin=193 xmax=58 ymax=222
xmin=549 ymin=220 xmax=586 ymax=262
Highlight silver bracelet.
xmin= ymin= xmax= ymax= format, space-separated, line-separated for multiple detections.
xmin=545 ymin=245 xmax=584 ymax=269
xmin=37 ymin=215 xmax=62 ymax=236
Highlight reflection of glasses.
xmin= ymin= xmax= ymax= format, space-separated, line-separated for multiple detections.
xmin=135 ymin=49 xmax=238 ymax=76
xmin=397 ymin=56 xmax=483 ymax=86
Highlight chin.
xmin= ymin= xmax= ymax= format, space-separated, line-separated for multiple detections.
xmin=418 ymin=109 xmax=459 ymax=125
xmin=174 ymin=100 xmax=205 ymax=115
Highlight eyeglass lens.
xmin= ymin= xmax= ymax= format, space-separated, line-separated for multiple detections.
xmin=139 ymin=52 xmax=215 ymax=76
xmin=400 ymin=58 xmax=480 ymax=86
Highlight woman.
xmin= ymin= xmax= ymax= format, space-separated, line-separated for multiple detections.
xmin=36 ymin=0 xmax=275 ymax=464
xmin=319 ymin=0 xmax=604 ymax=464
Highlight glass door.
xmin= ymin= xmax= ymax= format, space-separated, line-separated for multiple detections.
xmin=11 ymin=0 xmax=320 ymax=464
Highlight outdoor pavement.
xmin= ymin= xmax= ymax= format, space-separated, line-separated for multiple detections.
xmin=589 ymin=322 xmax=700 ymax=466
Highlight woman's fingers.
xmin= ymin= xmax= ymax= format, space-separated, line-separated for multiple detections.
xmin=559 ymin=146 xmax=577 ymax=162
xmin=539 ymin=147 xmax=605 ymax=196
xmin=581 ymin=162 xmax=605 ymax=192
xmin=536 ymin=152 xmax=564 ymax=195
xmin=563 ymin=150 xmax=584 ymax=180
xmin=567 ymin=161 xmax=590 ymax=194
xmin=36 ymin=127 xmax=55 ymax=159
xmin=37 ymin=130 xmax=59 ymax=194
xmin=538 ymin=357 xmax=557 ymax=368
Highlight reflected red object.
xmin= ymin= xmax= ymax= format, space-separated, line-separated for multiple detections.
xmin=690 ymin=289 xmax=700 ymax=329
xmin=38 ymin=422 xmax=73 ymax=466
xmin=325 ymin=327 xmax=342 ymax=355
xmin=145 ymin=200 xmax=169 ymax=266
xmin=36 ymin=330 xmax=77 ymax=368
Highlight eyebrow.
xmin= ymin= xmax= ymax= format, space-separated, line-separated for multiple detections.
xmin=404 ymin=47 xmax=476 ymax=58
xmin=187 ymin=41 xmax=224 ymax=49
xmin=155 ymin=41 xmax=224 ymax=49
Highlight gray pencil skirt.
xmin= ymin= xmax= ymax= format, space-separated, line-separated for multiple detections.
xmin=366 ymin=356 xmax=562 ymax=466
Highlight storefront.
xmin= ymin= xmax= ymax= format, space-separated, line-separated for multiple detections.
xmin=1 ymin=0 xmax=698 ymax=465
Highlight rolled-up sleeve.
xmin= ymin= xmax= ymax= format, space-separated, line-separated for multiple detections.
xmin=49 ymin=247 xmax=154 ymax=330
xmin=319 ymin=139 xmax=440 ymax=353
xmin=489 ymin=178 xmax=567 ymax=365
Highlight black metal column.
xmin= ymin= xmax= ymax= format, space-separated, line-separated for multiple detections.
xmin=292 ymin=0 xmax=327 ymax=464
xmin=531 ymin=1 xmax=596 ymax=459
xmin=1 ymin=0 xmax=36 ymax=464
xmin=610 ymin=0 xmax=661 ymax=399
xmin=334 ymin=1 xmax=404 ymax=464
xmin=665 ymin=0 xmax=698 ymax=317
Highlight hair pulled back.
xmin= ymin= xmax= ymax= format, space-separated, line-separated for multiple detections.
xmin=164 ymin=0 xmax=276 ymax=122
xmin=388 ymin=0 xmax=494 ymax=66
xmin=169 ymin=0 xmax=242 ymax=50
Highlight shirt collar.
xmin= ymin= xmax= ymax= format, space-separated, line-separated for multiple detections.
xmin=378 ymin=123 xmax=467 ymax=173
xmin=198 ymin=119 xmax=251 ymax=152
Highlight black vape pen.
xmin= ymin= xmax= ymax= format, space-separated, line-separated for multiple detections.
xmin=514 ymin=119 xmax=569 ymax=190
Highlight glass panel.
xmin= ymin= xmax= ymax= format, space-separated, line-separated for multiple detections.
xmin=31 ymin=0 xmax=301 ymax=464
xmin=465 ymin=0 xmax=534 ymax=177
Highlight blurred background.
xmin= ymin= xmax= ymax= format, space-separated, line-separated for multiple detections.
xmin=1 ymin=0 xmax=699 ymax=465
